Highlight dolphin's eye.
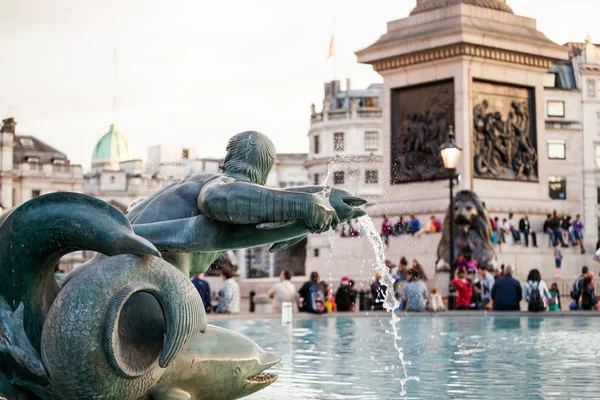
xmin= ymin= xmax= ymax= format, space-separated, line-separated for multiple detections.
xmin=232 ymin=367 xmax=241 ymax=376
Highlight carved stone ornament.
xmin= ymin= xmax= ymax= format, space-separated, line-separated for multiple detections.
xmin=391 ymin=80 xmax=455 ymax=184
xmin=588 ymin=79 xmax=596 ymax=98
xmin=472 ymin=80 xmax=538 ymax=181
xmin=411 ymin=0 xmax=514 ymax=15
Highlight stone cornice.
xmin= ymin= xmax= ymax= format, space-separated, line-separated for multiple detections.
xmin=370 ymin=43 xmax=557 ymax=73
xmin=304 ymin=155 xmax=383 ymax=168
xmin=581 ymin=64 xmax=600 ymax=72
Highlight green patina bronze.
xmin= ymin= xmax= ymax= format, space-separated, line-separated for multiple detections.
xmin=0 ymin=131 xmax=367 ymax=400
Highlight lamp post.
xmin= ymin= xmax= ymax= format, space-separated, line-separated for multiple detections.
xmin=439 ymin=126 xmax=462 ymax=310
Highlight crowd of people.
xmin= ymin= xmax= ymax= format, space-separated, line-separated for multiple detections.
xmin=441 ymin=263 xmax=600 ymax=312
xmin=380 ymin=215 xmax=442 ymax=246
xmin=290 ymin=258 xmax=440 ymax=314
xmin=191 ymin=266 xmax=241 ymax=314
xmin=288 ymin=261 xmax=600 ymax=314
xmin=491 ymin=210 xmax=585 ymax=255
xmin=375 ymin=210 xmax=585 ymax=255
xmin=188 ymin=262 xmax=600 ymax=315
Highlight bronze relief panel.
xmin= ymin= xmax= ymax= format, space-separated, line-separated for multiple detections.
xmin=472 ymin=80 xmax=538 ymax=181
xmin=391 ymin=80 xmax=455 ymax=184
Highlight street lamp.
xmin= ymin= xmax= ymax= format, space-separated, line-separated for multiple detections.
xmin=439 ymin=125 xmax=462 ymax=310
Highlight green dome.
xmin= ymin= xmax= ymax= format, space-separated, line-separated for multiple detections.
xmin=92 ymin=124 xmax=132 ymax=163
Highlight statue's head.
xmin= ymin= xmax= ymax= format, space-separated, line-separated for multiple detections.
xmin=453 ymin=190 xmax=488 ymax=229
xmin=220 ymin=131 xmax=276 ymax=185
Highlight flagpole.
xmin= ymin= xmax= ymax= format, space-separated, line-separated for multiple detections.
xmin=113 ymin=48 xmax=118 ymax=120
xmin=332 ymin=17 xmax=336 ymax=81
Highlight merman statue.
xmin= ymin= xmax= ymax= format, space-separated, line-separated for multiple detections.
xmin=0 ymin=130 xmax=367 ymax=400
xmin=128 ymin=130 xmax=366 ymax=276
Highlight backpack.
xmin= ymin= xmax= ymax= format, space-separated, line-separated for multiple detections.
xmin=528 ymin=281 xmax=545 ymax=312
xmin=581 ymin=285 xmax=595 ymax=310
xmin=571 ymin=276 xmax=584 ymax=300
xmin=309 ymin=283 xmax=326 ymax=314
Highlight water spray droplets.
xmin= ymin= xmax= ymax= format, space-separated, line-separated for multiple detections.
xmin=357 ymin=216 xmax=419 ymax=397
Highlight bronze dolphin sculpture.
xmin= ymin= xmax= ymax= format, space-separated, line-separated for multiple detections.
xmin=0 ymin=193 xmax=205 ymax=400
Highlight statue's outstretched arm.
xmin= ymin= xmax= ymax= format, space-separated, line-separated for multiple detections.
xmin=198 ymin=177 xmax=338 ymax=233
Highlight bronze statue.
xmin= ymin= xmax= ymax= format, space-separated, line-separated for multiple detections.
xmin=437 ymin=190 xmax=496 ymax=270
xmin=128 ymin=131 xmax=365 ymax=277
xmin=0 ymin=131 xmax=367 ymax=399
xmin=473 ymin=95 xmax=537 ymax=181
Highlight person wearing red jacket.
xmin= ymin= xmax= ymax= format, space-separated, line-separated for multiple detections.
xmin=452 ymin=270 xmax=473 ymax=310
xmin=381 ymin=215 xmax=393 ymax=247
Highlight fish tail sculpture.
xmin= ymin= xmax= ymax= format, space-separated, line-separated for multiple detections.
xmin=0 ymin=193 xmax=206 ymax=400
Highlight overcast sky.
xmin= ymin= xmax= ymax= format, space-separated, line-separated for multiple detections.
xmin=1 ymin=0 xmax=599 ymax=167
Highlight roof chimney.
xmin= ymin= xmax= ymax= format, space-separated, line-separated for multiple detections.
xmin=1 ymin=118 xmax=16 ymax=135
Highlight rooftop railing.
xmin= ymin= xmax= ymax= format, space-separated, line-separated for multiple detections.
xmin=311 ymin=107 xmax=382 ymax=124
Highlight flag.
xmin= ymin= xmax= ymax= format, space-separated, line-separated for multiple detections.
xmin=327 ymin=35 xmax=335 ymax=59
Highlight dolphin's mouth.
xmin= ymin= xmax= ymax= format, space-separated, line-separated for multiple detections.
xmin=247 ymin=372 xmax=278 ymax=385
xmin=246 ymin=351 xmax=280 ymax=388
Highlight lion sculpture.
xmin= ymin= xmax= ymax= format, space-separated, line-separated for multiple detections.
xmin=436 ymin=190 xmax=496 ymax=270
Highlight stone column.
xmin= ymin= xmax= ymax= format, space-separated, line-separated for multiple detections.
xmin=0 ymin=119 xmax=15 ymax=208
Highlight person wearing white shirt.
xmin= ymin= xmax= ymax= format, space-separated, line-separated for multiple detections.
xmin=506 ymin=213 xmax=521 ymax=244
xmin=268 ymin=270 xmax=297 ymax=313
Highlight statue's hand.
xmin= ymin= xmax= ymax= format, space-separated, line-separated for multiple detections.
xmin=303 ymin=193 xmax=339 ymax=234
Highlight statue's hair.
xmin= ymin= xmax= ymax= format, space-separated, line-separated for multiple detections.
xmin=453 ymin=190 xmax=492 ymax=245
xmin=220 ymin=131 xmax=276 ymax=185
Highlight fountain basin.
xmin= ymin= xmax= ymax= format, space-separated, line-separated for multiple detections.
xmin=215 ymin=313 xmax=600 ymax=399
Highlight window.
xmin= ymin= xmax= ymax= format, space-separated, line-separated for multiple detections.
xmin=334 ymin=132 xmax=345 ymax=152
xmin=543 ymin=73 xmax=557 ymax=88
xmin=597 ymin=186 xmax=600 ymax=204
xmin=333 ymin=171 xmax=344 ymax=184
xmin=547 ymin=139 xmax=566 ymax=160
xmin=31 ymin=190 xmax=41 ymax=198
xmin=365 ymin=170 xmax=379 ymax=184
xmin=547 ymin=101 xmax=565 ymax=117
xmin=548 ymin=176 xmax=566 ymax=200
xmin=313 ymin=248 xmax=319 ymax=257
xmin=313 ymin=173 xmax=320 ymax=185
xmin=182 ymin=149 xmax=189 ymax=160
xmin=364 ymin=131 xmax=379 ymax=152
xmin=52 ymin=159 xmax=66 ymax=165
xmin=20 ymin=138 xmax=34 ymax=147
xmin=364 ymin=97 xmax=377 ymax=107
xmin=53 ymin=165 xmax=68 ymax=173
xmin=596 ymin=145 xmax=600 ymax=168
xmin=110 ymin=176 xmax=115 ymax=183
xmin=314 ymin=135 xmax=320 ymax=154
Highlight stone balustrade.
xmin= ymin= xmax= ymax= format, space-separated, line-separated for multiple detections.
xmin=13 ymin=163 xmax=83 ymax=179
xmin=311 ymin=107 xmax=382 ymax=124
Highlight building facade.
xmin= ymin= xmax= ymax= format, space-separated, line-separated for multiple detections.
xmin=84 ymin=124 xmax=164 ymax=211
xmin=305 ymin=0 xmax=600 ymax=286
xmin=147 ymin=144 xmax=221 ymax=181
xmin=0 ymin=117 xmax=85 ymax=272
xmin=307 ymin=79 xmax=384 ymax=199
xmin=0 ymin=117 xmax=83 ymax=209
